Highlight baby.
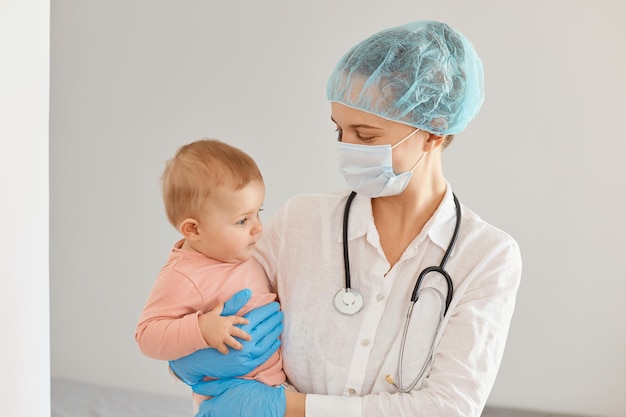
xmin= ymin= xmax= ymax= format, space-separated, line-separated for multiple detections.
xmin=135 ymin=138 xmax=285 ymax=411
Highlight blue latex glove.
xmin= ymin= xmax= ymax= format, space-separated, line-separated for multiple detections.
xmin=169 ymin=290 xmax=283 ymax=384
xmin=220 ymin=288 xmax=254 ymax=316
xmin=193 ymin=378 xmax=286 ymax=417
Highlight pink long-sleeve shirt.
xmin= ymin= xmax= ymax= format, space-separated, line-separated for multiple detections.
xmin=135 ymin=239 xmax=285 ymax=387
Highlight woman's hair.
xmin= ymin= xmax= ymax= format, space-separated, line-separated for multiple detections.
xmin=327 ymin=20 xmax=484 ymax=136
xmin=161 ymin=138 xmax=263 ymax=228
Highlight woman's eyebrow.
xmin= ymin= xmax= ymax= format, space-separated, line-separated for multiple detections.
xmin=330 ymin=116 xmax=383 ymax=130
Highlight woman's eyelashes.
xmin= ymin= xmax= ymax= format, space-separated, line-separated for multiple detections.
xmin=334 ymin=127 xmax=375 ymax=142
xmin=357 ymin=133 xmax=375 ymax=142
xmin=335 ymin=127 xmax=343 ymax=141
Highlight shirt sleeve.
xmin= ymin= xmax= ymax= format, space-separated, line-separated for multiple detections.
xmin=410 ymin=238 xmax=522 ymax=417
xmin=135 ymin=268 xmax=209 ymax=360
xmin=254 ymin=213 xmax=281 ymax=293
xmin=306 ymin=394 xmax=363 ymax=417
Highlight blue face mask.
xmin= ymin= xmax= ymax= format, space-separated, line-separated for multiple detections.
xmin=337 ymin=129 xmax=426 ymax=198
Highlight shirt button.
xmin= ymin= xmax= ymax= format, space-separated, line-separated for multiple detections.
xmin=348 ymin=388 xmax=356 ymax=395
xmin=361 ymin=339 xmax=370 ymax=346
xmin=376 ymin=294 xmax=384 ymax=301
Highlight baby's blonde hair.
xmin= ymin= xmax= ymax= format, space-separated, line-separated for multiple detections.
xmin=161 ymin=138 xmax=263 ymax=228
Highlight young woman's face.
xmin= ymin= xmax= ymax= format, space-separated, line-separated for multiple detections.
xmin=331 ymin=102 xmax=428 ymax=173
xmin=193 ymin=179 xmax=265 ymax=263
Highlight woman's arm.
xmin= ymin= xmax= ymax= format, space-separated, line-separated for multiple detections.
xmin=285 ymin=391 xmax=306 ymax=417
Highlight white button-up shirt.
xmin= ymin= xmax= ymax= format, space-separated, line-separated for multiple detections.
xmin=254 ymin=186 xmax=522 ymax=417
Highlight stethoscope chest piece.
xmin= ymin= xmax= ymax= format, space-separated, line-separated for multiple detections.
xmin=333 ymin=288 xmax=364 ymax=315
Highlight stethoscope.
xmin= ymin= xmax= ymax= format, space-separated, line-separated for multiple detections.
xmin=333 ymin=191 xmax=462 ymax=392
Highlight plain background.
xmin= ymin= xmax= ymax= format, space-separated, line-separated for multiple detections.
xmin=1 ymin=0 xmax=50 ymax=416
xmin=45 ymin=1 xmax=626 ymax=417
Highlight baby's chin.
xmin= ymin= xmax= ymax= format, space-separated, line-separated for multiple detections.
xmin=224 ymin=249 xmax=254 ymax=264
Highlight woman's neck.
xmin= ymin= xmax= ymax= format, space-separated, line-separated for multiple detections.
xmin=371 ymin=175 xmax=447 ymax=268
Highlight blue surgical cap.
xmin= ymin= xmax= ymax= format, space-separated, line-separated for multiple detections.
xmin=327 ymin=21 xmax=484 ymax=135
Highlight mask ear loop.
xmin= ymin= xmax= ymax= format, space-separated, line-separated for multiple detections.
xmin=391 ymin=128 xmax=428 ymax=174
xmin=391 ymin=128 xmax=421 ymax=149
xmin=407 ymin=151 xmax=428 ymax=173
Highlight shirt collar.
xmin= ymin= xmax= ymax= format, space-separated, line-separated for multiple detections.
xmin=337 ymin=183 xmax=460 ymax=257
xmin=425 ymin=185 xmax=460 ymax=256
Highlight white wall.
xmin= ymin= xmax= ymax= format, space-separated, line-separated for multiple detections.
xmin=1 ymin=0 xmax=50 ymax=416
xmin=50 ymin=1 xmax=626 ymax=416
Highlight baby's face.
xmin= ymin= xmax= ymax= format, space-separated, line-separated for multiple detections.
xmin=193 ymin=180 xmax=265 ymax=263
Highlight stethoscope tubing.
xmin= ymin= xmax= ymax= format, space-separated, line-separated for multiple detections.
xmin=410 ymin=193 xmax=461 ymax=315
xmin=340 ymin=191 xmax=461 ymax=312
xmin=342 ymin=191 xmax=358 ymax=291
xmin=336 ymin=190 xmax=463 ymax=392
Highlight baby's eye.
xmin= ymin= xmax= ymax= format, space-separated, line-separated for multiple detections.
xmin=236 ymin=218 xmax=248 ymax=226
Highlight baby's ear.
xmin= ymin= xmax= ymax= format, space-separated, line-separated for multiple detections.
xmin=178 ymin=218 xmax=200 ymax=240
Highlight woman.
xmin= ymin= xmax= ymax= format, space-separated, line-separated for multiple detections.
xmin=175 ymin=20 xmax=522 ymax=417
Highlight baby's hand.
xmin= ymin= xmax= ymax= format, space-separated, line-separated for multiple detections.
xmin=198 ymin=303 xmax=252 ymax=354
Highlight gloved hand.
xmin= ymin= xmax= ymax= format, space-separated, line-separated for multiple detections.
xmin=220 ymin=288 xmax=253 ymax=316
xmin=193 ymin=378 xmax=286 ymax=417
xmin=169 ymin=290 xmax=283 ymax=384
